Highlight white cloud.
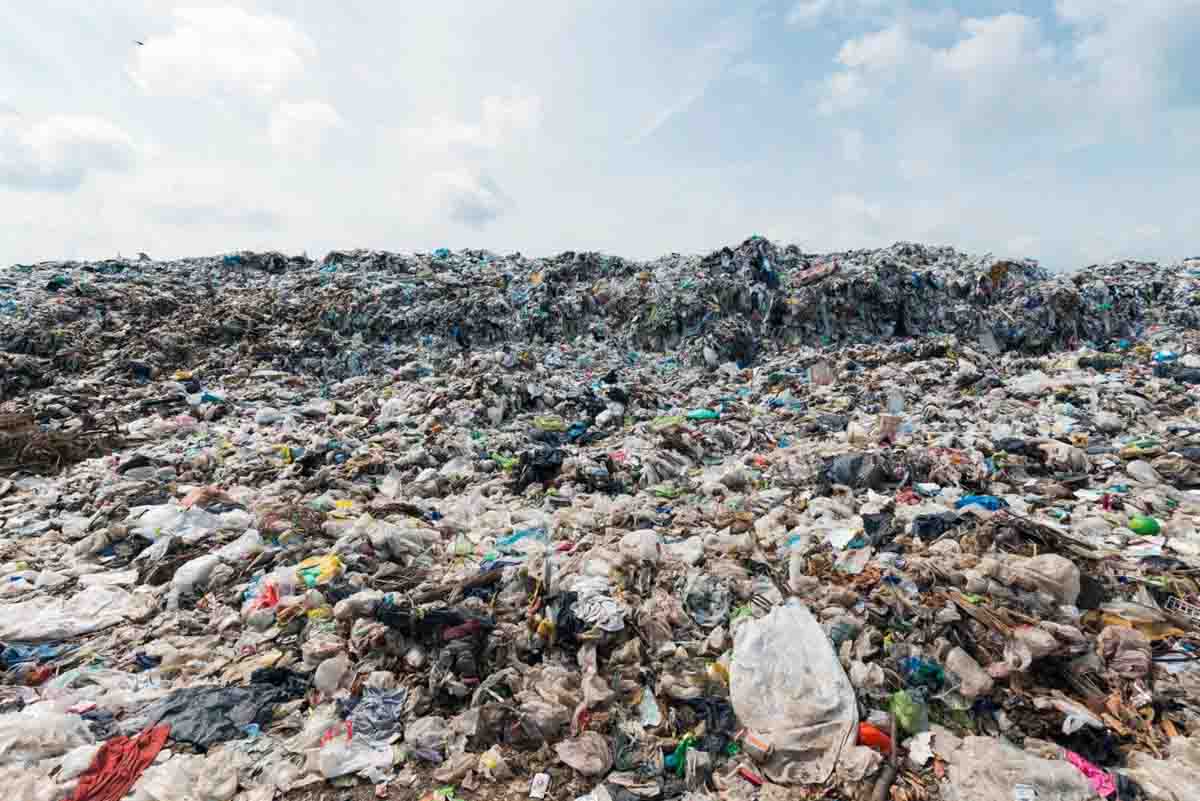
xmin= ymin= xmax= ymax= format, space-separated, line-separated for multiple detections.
xmin=396 ymin=93 xmax=540 ymax=228
xmin=1 ymin=2 xmax=1196 ymax=269
xmin=1056 ymin=0 xmax=1200 ymax=108
xmin=832 ymin=192 xmax=881 ymax=222
xmin=897 ymin=158 xmax=933 ymax=180
xmin=406 ymin=91 xmax=541 ymax=154
xmin=730 ymin=61 xmax=770 ymax=86
xmin=124 ymin=164 xmax=292 ymax=233
xmin=935 ymin=14 xmax=1050 ymax=77
xmin=630 ymin=19 xmax=754 ymax=143
xmin=434 ymin=169 xmax=512 ymax=229
xmin=819 ymin=71 xmax=871 ymax=115
xmin=837 ymin=26 xmax=916 ymax=70
xmin=787 ymin=0 xmax=832 ymax=26
xmin=130 ymin=8 xmax=314 ymax=98
xmin=820 ymin=14 xmax=1071 ymax=125
xmin=839 ymin=128 xmax=864 ymax=163
xmin=0 ymin=112 xmax=136 ymax=192
xmin=269 ymin=101 xmax=344 ymax=154
xmin=478 ymin=93 xmax=542 ymax=147
xmin=633 ymin=89 xmax=707 ymax=144
xmin=829 ymin=193 xmax=884 ymax=246
xmin=787 ymin=0 xmax=891 ymax=27
xmin=819 ymin=25 xmax=928 ymax=114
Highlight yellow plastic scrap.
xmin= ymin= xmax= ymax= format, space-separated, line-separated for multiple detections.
xmin=296 ymin=554 xmax=344 ymax=587
xmin=1098 ymin=612 xmax=1184 ymax=641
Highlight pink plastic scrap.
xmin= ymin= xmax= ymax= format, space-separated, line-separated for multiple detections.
xmin=1065 ymin=750 xmax=1116 ymax=798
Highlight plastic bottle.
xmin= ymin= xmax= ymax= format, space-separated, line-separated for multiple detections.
xmin=1128 ymin=515 xmax=1162 ymax=536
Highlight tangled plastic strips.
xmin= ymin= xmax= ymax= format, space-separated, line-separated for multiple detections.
xmin=1165 ymin=595 xmax=1200 ymax=622
xmin=0 ymin=414 xmax=124 ymax=474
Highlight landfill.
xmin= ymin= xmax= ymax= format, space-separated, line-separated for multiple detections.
xmin=1 ymin=237 xmax=1200 ymax=800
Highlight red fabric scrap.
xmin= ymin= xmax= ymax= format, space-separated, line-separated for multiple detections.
xmin=442 ymin=619 xmax=484 ymax=641
xmin=737 ymin=767 xmax=764 ymax=786
xmin=69 ymin=725 xmax=170 ymax=801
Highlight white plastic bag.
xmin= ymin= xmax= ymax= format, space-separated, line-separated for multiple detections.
xmin=941 ymin=736 xmax=1093 ymax=801
xmin=0 ymin=764 xmax=58 ymax=801
xmin=58 ymin=742 xmax=103 ymax=780
xmin=314 ymin=739 xmax=394 ymax=781
xmin=730 ymin=602 xmax=857 ymax=785
xmin=0 ymin=708 xmax=93 ymax=765
xmin=131 ymin=752 xmax=238 ymax=801
xmin=314 ymin=652 xmax=351 ymax=695
xmin=167 ymin=555 xmax=221 ymax=610
xmin=0 ymin=585 xmax=147 ymax=641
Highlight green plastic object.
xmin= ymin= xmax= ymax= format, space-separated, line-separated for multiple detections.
xmin=1128 ymin=515 xmax=1162 ymax=535
xmin=650 ymin=415 xmax=685 ymax=431
xmin=664 ymin=733 xmax=697 ymax=776
xmin=533 ymin=415 xmax=566 ymax=432
xmin=890 ymin=689 xmax=929 ymax=734
xmin=686 ymin=409 xmax=720 ymax=421
xmin=491 ymin=453 xmax=519 ymax=471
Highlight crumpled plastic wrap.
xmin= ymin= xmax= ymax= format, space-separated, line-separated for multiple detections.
xmin=941 ymin=736 xmax=1095 ymax=801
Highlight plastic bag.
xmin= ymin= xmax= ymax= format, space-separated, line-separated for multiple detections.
xmin=314 ymin=653 xmax=350 ymax=695
xmin=130 ymin=752 xmax=238 ymax=801
xmin=730 ymin=602 xmax=857 ymax=785
xmin=0 ymin=764 xmax=58 ymax=801
xmin=0 ymin=708 xmax=93 ymax=764
xmin=1123 ymin=736 xmax=1200 ymax=801
xmin=555 ymin=732 xmax=612 ymax=776
xmin=168 ymin=555 xmax=221 ymax=610
xmin=405 ymin=715 xmax=449 ymax=753
xmin=0 ymin=585 xmax=148 ymax=642
xmin=941 ymin=736 xmax=1094 ymax=801
xmin=58 ymin=743 xmax=102 ymax=780
xmin=314 ymin=739 xmax=395 ymax=781
xmin=889 ymin=690 xmax=928 ymax=734
xmin=214 ymin=529 xmax=265 ymax=563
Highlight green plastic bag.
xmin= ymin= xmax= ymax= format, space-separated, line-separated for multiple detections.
xmin=890 ymin=689 xmax=929 ymax=734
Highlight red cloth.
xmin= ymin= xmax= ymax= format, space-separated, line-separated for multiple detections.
xmin=69 ymin=725 xmax=170 ymax=801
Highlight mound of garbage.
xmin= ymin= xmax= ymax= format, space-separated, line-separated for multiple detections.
xmin=1 ymin=239 xmax=1200 ymax=801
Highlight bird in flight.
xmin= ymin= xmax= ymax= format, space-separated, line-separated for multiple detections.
xmin=134 ymin=40 xmax=144 ymax=46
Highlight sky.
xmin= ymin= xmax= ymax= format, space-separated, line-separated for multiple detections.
xmin=2 ymin=0 xmax=1198 ymax=269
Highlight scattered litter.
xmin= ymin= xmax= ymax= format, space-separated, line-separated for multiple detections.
xmin=2 ymin=239 xmax=1200 ymax=799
